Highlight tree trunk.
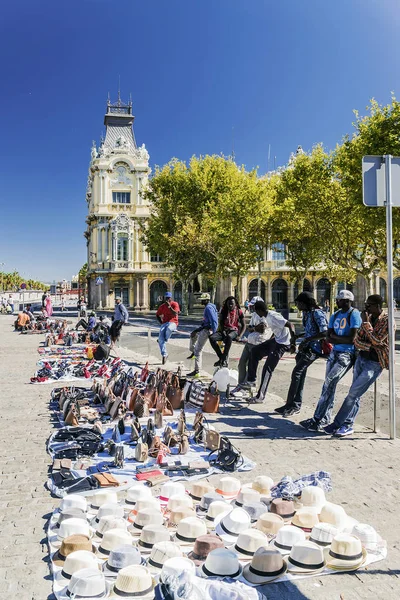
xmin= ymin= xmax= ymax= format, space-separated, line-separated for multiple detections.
xmin=257 ymin=259 xmax=262 ymax=297
xmin=182 ymin=280 xmax=189 ymax=316
xmin=210 ymin=282 xmax=216 ymax=304
xmin=236 ymin=269 xmax=242 ymax=303
xmin=329 ymin=278 xmax=337 ymax=317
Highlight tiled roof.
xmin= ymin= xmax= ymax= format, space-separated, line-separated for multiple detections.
xmin=104 ymin=124 xmax=137 ymax=152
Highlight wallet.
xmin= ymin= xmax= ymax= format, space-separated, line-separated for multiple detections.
xmin=136 ymin=469 xmax=163 ymax=481
xmin=146 ymin=474 xmax=170 ymax=487
xmin=52 ymin=458 xmax=72 ymax=471
xmin=92 ymin=472 xmax=120 ymax=487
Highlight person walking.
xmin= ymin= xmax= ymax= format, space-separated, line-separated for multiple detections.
xmin=209 ymin=296 xmax=246 ymax=367
xmin=110 ymin=296 xmax=129 ymax=346
xmin=275 ymin=291 xmax=328 ymax=417
xmin=45 ymin=293 xmax=53 ymax=317
xmin=299 ymin=290 xmax=362 ymax=431
xmin=156 ymin=292 xmax=180 ymax=364
xmin=323 ymin=294 xmax=390 ymax=437
xmin=7 ymin=294 xmax=14 ymax=314
xmin=186 ymin=293 xmax=218 ymax=377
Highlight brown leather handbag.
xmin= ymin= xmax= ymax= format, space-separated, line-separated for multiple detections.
xmin=133 ymin=394 xmax=150 ymax=418
xmin=156 ymin=392 xmax=174 ymax=416
xmin=109 ymin=398 xmax=126 ymax=421
xmin=203 ymin=382 xmax=220 ymax=413
xmin=166 ymin=373 xmax=184 ymax=409
xmin=143 ymin=372 xmax=157 ymax=408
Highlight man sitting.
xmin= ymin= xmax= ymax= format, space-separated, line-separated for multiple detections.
xmin=209 ymin=296 xmax=246 ymax=367
xmin=187 ymin=293 xmax=218 ymax=377
xmin=15 ymin=311 xmax=31 ymax=332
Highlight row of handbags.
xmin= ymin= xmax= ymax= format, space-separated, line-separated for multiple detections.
xmin=185 ymin=380 xmax=220 ymax=413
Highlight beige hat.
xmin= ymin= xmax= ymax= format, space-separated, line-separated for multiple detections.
xmin=233 ymin=488 xmax=261 ymax=507
xmin=327 ymin=533 xmax=367 ymax=570
xmin=188 ymin=481 xmax=214 ymax=502
xmin=310 ymin=523 xmax=338 ymax=547
xmin=52 ymin=535 xmax=94 ymax=567
xmin=199 ymin=548 xmax=243 ymax=579
xmin=291 ymin=507 xmax=319 ymax=533
xmin=229 ymin=529 xmax=269 ymax=561
xmin=94 ymin=516 xmax=127 ymax=540
xmin=204 ymin=501 xmax=232 ymax=530
xmin=90 ymin=490 xmax=119 ymax=511
xmin=127 ymin=498 xmax=161 ymax=520
xmin=270 ymin=525 xmax=306 ymax=555
xmin=172 ymin=517 xmax=207 ymax=546
xmin=300 ymin=486 xmax=326 ymax=513
xmin=255 ymin=513 xmax=285 ymax=537
xmin=287 ymin=540 xmax=326 ymax=574
xmin=59 ymin=495 xmax=88 ymax=514
xmin=319 ymin=502 xmax=353 ymax=531
xmin=160 ymin=556 xmax=196 ymax=583
xmin=136 ymin=525 xmax=171 ymax=554
xmin=215 ymin=476 xmax=241 ymax=500
xmin=124 ymin=485 xmax=153 ymax=508
xmin=97 ymin=529 xmax=133 ymax=560
xmin=251 ymin=476 xmax=274 ymax=497
xmin=167 ymin=507 xmax=196 ymax=528
xmin=129 ymin=508 xmax=164 ymax=537
xmin=54 ymin=550 xmax=99 ymax=588
xmin=146 ymin=541 xmax=183 ymax=573
xmin=243 ymin=546 xmax=287 ymax=584
xmin=167 ymin=494 xmax=194 ymax=512
xmin=92 ymin=503 xmax=124 ymax=525
xmin=110 ymin=565 xmax=155 ymax=598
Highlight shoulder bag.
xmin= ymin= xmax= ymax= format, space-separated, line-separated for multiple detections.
xmin=203 ymin=381 xmax=220 ymax=413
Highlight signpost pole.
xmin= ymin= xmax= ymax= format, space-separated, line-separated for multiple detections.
xmin=385 ymin=154 xmax=396 ymax=440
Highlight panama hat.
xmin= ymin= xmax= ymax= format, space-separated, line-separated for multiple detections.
xmin=129 ymin=508 xmax=164 ymax=537
xmin=215 ymin=476 xmax=241 ymax=500
xmin=214 ymin=508 xmax=251 ymax=544
xmin=146 ymin=542 xmax=183 ymax=574
xmin=52 ymin=535 xmax=94 ymax=567
xmin=229 ymin=529 xmax=269 ymax=561
xmin=291 ymin=507 xmax=319 ymax=533
xmin=124 ymin=485 xmax=153 ymax=509
xmin=309 ymin=523 xmax=338 ymax=547
xmin=110 ymin=565 xmax=155 ymax=599
xmin=233 ymin=488 xmax=261 ymax=507
xmin=103 ymin=545 xmax=142 ymax=578
xmin=52 ymin=508 xmax=87 ymax=531
xmin=242 ymin=502 xmax=268 ymax=523
xmin=300 ymin=486 xmax=326 ymax=513
xmin=199 ymin=548 xmax=243 ymax=579
xmin=187 ymin=534 xmax=224 ymax=567
xmin=319 ymin=503 xmax=355 ymax=532
xmin=287 ymin=541 xmax=326 ymax=574
xmin=196 ymin=492 xmax=222 ymax=513
xmin=188 ymin=481 xmax=214 ymax=503
xmin=127 ymin=498 xmax=161 ymax=520
xmin=54 ymin=550 xmax=99 ymax=589
xmin=90 ymin=490 xmax=119 ymax=511
xmin=97 ymin=529 xmax=133 ymax=560
xmin=327 ymin=533 xmax=367 ymax=571
xmin=270 ymin=525 xmax=306 ymax=555
xmin=159 ymin=482 xmax=186 ymax=505
xmin=243 ymin=546 xmax=287 ymax=584
xmin=251 ymin=476 xmax=274 ymax=497
xmin=270 ymin=499 xmax=295 ymax=521
xmin=160 ymin=557 xmax=196 ymax=583
xmin=167 ymin=507 xmax=196 ymax=528
xmin=255 ymin=513 xmax=285 ymax=538
xmin=166 ymin=494 xmax=194 ymax=512
xmin=50 ymin=518 xmax=91 ymax=548
xmin=172 ymin=517 xmax=207 ymax=547
xmin=351 ymin=523 xmax=383 ymax=553
xmin=93 ymin=516 xmax=127 ymax=541
xmin=136 ymin=525 xmax=171 ymax=554
xmin=59 ymin=495 xmax=88 ymax=514
xmin=92 ymin=503 xmax=124 ymax=526
xmin=59 ymin=568 xmax=110 ymax=600
xmin=204 ymin=501 xmax=232 ymax=530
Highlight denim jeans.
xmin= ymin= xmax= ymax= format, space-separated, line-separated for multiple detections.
xmin=285 ymin=348 xmax=319 ymax=410
xmin=189 ymin=328 xmax=210 ymax=371
xmin=313 ymin=351 xmax=354 ymax=425
xmin=332 ymin=355 xmax=383 ymax=429
xmin=158 ymin=322 xmax=177 ymax=357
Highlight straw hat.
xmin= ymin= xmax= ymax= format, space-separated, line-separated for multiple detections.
xmin=241 ymin=502 xmax=268 ymax=523
xmin=129 ymin=509 xmax=164 ymax=537
xmin=198 ymin=548 xmax=243 ymax=579
xmin=300 ymin=486 xmax=326 ymax=513
xmin=110 ymin=565 xmax=155 ymax=599
xmin=54 ymin=550 xmax=99 ymax=588
xmin=326 ymin=533 xmax=367 ymax=571
xmin=52 ymin=535 xmax=94 ymax=567
xmin=172 ymin=517 xmax=207 ymax=547
xmin=125 ymin=485 xmax=153 ymax=508
xmin=50 ymin=518 xmax=91 ymax=547
xmin=233 ymin=488 xmax=261 ymax=507
xmin=214 ymin=508 xmax=251 ymax=544
xmin=92 ymin=503 xmax=124 ymax=526
xmin=97 ymin=529 xmax=133 ymax=560
xmin=251 ymin=476 xmax=274 ymax=497
xmin=53 ymin=508 xmax=87 ymax=530
xmin=127 ymin=498 xmax=161 ymax=521
xmin=243 ymin=546 xmax=287 ymax=584
xmin=166 ymin=495 xmax=194 ymax=512
xmin=146 ymin=541 xmax=183 ymax=574
xmin=196 ymin=492 xmax=222 ymax=513
xmin=93 ymin=516 xmax=127 ymax=540
xmin=158 ymin=482 xmax=186 ymax=505
xmin=160 ymin=557 xmax=196 ymax=583
xmin=59 ymin=567 xmax=110 ymax=600
xmin=59 ymin=495 xmax=88 ymax=514
xmin=269 ymin=499 xmax=295 ymax=521
xmin=90 ymin=490 xmax=119 ymax=511
xmin=270 ymin=525 xmax=306 ymax=555
xmin=319 ymin=503 xmax=354 ymax=532
xmin=310 ymin=523 xmax=338 ymax=547
xmin=351 ymin=523 xmax=383 ymax=553
xmin=215 ymin=476 xmax=241 ymax=500
xmin=204 ymin=501 xmax=232 ymax=530
xmin=167 ymin=507 xmax=196 ymax=528
xmin=102 ymin=545 xmax=143 ymax=578
xmin=255 ymin=513 xmax=285 ymax=538
xmin=229 ymin=529 xmax=269 ymax=561
xmin=287 ymin=541 xmax=326 ymax=574
xmin=188 ymin=481 xmax=214 ymax=503
xmin=136 ymin=525 xmax=171 ymax=554
xmin=291 ymin=507 xmax=319 ymax=533
xmin=187 ymin=534 xmax=225 ymax=567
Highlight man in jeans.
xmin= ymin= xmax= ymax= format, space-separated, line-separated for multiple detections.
xmin=110 ymin=297 xmax=129 ymax=346
xmin=323 ymin=294 xmax=389 ymax=437
xmin=187 ymin=293 xmax=218 ymax=377
xmin=156 ymin=292 xmax=180 ymax=364
xmin=299 ymin=290 xmax=362 ymax=431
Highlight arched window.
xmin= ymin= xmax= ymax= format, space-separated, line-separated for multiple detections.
xmin=117 ymin=233 xmax=128 ymax=261
xmin=316 ymin=278 xmax=331 ymax=305
xmin=379 ymin=278 xmax=387 ymax=302
xmin=272 ymin=278 xmax=288 ymax=309
xmin=248 ymin=279 xmax=266 ymax=301
xmin=149 ymin=280 xmax=168 ymax=309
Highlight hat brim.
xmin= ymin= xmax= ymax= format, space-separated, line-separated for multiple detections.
xmin=51 ymin=542 xmax=96 ymax=567
xmin=326 ymin=547 xmax=368 ymax=571
xmin=269 ymin=539 xmax=292 ymax=556
xmin=286 ymin=556 xmax=326 ymax=575
xmin=57 ymin=580 xmax=111 ymax=600
xmin=213 ymin=522 xmax=240 ymax=545
xmin=197 ymin=562 xmax=243 ymax=580
xmin=227 ymin=543 xmax=258 ymax=562
xmin=102 ymin=559 xmax=144 ymax=578
xmin=109 ymin=582 xmax=155 ymax=599
xmin=243 ymin=560 xmax=287 ymax=584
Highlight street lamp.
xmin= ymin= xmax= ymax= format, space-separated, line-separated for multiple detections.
xmin=97 ymin=262 xmax=103 ymax=310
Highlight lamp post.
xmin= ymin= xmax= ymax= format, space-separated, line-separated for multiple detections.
xmin=97 ymin=262 xmax=103 ymax=310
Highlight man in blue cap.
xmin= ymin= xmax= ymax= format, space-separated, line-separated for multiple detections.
xmin=156 ymin=292 xmax=180 ymax=364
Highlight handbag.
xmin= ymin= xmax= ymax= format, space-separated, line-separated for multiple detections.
xmin=154 ymin=410 xmax=163 ymax=429
xmin=203 ymin=382 xmax=220 ymax=413
xmin=166 ymin=374 xmax=184 ymax=409
xmin=133 ymin=394 xmax=150 ymax=418
xmin=93 ymin=472 xmax=120 ymax=487
xmin=109 ymin=398 xmax=126 ymax=421
xmin=187 ymin=380 xmax=207 ymax=410
xmin=135 ymin=440 xmax=148 ymax=462
xmin=208 ymin=437 xmax=243 ymax=472
xmin=143 ymin=372 xmax=157 ymax=407
xmin=140 ymin=362 xmax=149 ymax=382
xmin=156 ymin=392 xmax=174 ymax=417
xmin=205 ymin=429 xmax=221 ymax=451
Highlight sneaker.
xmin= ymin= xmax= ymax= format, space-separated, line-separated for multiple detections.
xmin=282 ymin=407 xmax=301 ymax=417
xmin=162 ymin=355 xmax=168 ymax=365
xmin=322 ymin=423 xmax=338 ymax=435
xmin=333 ymin=425 xmax=354 ymax=437
xmin=299 ymin=418 xmax=322 ymax=432
xmin=186 ymin=370 xmax=199 ymax=378
xmin=186 ymin=353 xmax=194 ymax=360
xmin=241 ymin=381 xmax=256 ymax=390
xmin=214 ymin=360 xmax=221 ymax=367
xmin=221 ymin=360 xmax=228 ymax=367
xmin=247 ymin=396 xmax=264 ymax=404
xmin=274 ymin=405 xmax=287 ymax=414
xmin=231 ymin=385 xmax=243 ymax=395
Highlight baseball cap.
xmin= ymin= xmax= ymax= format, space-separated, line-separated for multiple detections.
xmin=336 ymin=290 xmax=354 ymax=302
xmin=165 ymin=292 xmax=172 ymax=298
xmin=249 ymin=296 xmax=263 ymax=305
xmin=199 ymin=293 xmax=211 ymax=301
xmin=115 ymin=296 xmax=122 ymax=301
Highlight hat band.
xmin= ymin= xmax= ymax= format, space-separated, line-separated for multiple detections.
xmin=61 ymin=570 xmax=72 ymax=579
xmin=219 ymin=521 xmax=240 ymax=538
xmin=133 ymin=522 xmax=144 ymax=530
xmin=175 ymin=532 xmax=197 ymax=543
xmin=288 ymin=557 xmax=325 ymax=570
xmin=292 ymin=523 xmax=313 ymax=533
xmin=310 ymin=537 xmax=331 ymax=547
xmin=249 ymin=563 xmax=286 ymax=578
xmin=105 ymin=562 xmax=122 ymax=573
xmin=189 ymin=551 xmax=207 ymax=561
xmin=95 ymin=531 xmax=104 ymax=538
xmin=274 ymin=541 xmax=292 ymax=551
xmin=66 ymin=589 xmax=106 ymax=599
xmin=125 ymin=499 xmax=138 ymax=505
xmin=159 ymin=496 xmax=171 ymax=502
xmin=215 ymin=489 xmax=238 ymax=497
xmin=234 ymin=545 xmax=255 ymax=557
xmin=202 ymin=565 xmax=240 ymax=578
xmin=235 ymin=501 xmax=243 ymax=507
xmin=113 ymin=584 xmax=154 ymax=597
xmin=273 ymin=511 xmax=295 ymax=519
xmin=138 ymin=539 xmax=155 ymax=549
xmin=148 ymin=558 xmax=164 ymax=569
xmin=98 ymin=546 xmax=111 ymax=555
xmin=189 ymin=493 xmax=202 ymax=501
xmin=329 ymin=550 xmax=363 ymax=561
xmin=205 ymin=515 xmax=216 ymax=522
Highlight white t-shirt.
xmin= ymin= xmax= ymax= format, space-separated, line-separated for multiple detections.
xmin=247 ymin=313 xmax=273 ymax=345
xmin=266 ymin=310 xmax=291 ymax=345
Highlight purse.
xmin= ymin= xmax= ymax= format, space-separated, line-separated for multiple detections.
xmin=156 ymin=392 xmax=174 ymax=417
xmin=203 ymin=382 xmax=220 ymax=414
xmin=133 ymin=394 xmax=150 ymax=418
xmin=140 ymin=362 xmax=149 ymax=382
xmin=135 ymin=440 xmax=148 ymax=462
xmin=166 ymin=374 xmax=184 ymax=409
xmin=208 ymin=437 xmax=243 ymax=472
xmin=93 ymin=472 xmax=120 ymax=487
xmin=205 ymin=429 xmax=221 ymax=451
xmin=65 ymin=408 xmax=79 ymax=427
xmin=187 ymin=380 xmax=207 ymax=410
xmin=113 ymin=446 xmax=125 ymax=469
xmin=177 ymin=409 xmax=186 ymax=434
xmin=154 ymin=410 xmax=163 ymax=429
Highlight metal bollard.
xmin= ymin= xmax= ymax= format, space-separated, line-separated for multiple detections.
xmin=147 ymin=327 xmax=151 ymax=357
xmin=373 ymin=380 xmax=380 ymax=433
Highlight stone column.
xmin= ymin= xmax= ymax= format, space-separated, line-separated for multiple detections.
xmin=142 ymin=277 xmax=149 ymax=310
xmin=105 ymin=224 xmax=109 ymax=261
xmin=134 ymin=225 xmax=139 ymax=263
xmin=241 ymin=276 xmax=247 ymax=305
xmin=288 ymin=282 xmax=295 ymax=304
xmin=266 ymin=274 xmax=272 ymax=305
xmin=98 ymin=227 xmax=103 ymax=261
xmin=311 ymin=274 xmax=317 ymax=300
xmin=129 ymin=277 xmax=134 ymax=308
xmin=135 ymin=278 xmax=141 ymax=310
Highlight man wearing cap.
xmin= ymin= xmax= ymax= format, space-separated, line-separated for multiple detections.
xmin=300 ymin=290 xmax=362 ymax=432
xmin=187 ymin=293 xmax=218 ymax=377
xmin=156 ymin=292 xmax=180 ymax=364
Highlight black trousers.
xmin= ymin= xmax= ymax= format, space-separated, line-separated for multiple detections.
xmin=76 ymin=319 xmax=88 ymax=330
xmin=209 ymin=329 xmax=238 ymax=362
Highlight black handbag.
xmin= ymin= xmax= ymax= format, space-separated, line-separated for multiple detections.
xmin=208 ymin=437 xmax=243 ymax=472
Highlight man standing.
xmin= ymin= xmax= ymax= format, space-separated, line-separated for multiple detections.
xmin=323 ymin=295 xmax=389 ymax=437
xmin=240 ymin=300 xmax=296 ymax=403
xmin=209 ymin=296 xmax=246 ymax=367
xmin=299 ymin=290 xmax=362 ymax=431
xmin=156 ymin=292 xmax=180 ymax=364
xmin=110 ymin=296 xmax=129 ymax=346
xmin=187 ymin=292 xmax=218 ymax=377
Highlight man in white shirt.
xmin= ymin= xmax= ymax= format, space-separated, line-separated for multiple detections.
xmin=241 ymin=300 xmax=296 ymax=404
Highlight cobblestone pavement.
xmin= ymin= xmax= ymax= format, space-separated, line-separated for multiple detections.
xmin=0 ymin=316 xmax=399 ymax=599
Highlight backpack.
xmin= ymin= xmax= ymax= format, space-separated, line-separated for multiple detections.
xmin=94 ymin=342 xmax=110 ymax=361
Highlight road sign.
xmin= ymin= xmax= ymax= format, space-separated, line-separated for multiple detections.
xmin=95 ymin=277 xmax=103 ymax=286
xmin=20 ymin=283 xmax=26 ymax=289
xmin=362 ymin=155 xmax=400 ymax=206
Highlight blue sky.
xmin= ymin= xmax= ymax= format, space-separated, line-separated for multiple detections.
xmin=0 ymin=0 xmax=399 ymax=282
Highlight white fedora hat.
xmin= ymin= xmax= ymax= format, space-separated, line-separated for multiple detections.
xmin=319 ymin=502 xmax=355 ymax=532
xmin=102 ymin=544 xmax=142 ymax=578
xmin=187 ymin=481 xmax=214 ymax=503
xmin=167 ymin=494 xmax=194 ymax=512
xmin=300 ymin=486 xmax=326 ymax=513
xmin=196 ymin=492 xmax=222 ymax=513
xmin=136 ymin=525 xmax=171 ymax=554
xmin=204 ymin=501 xmax=232 ymax=530
xmin=50 ymin=518 xmax=91 ymax=547
xmin=242 ymin=502 xmax=269 ymax=524
xmin=160 ymin=556 xmax=196 ymax=583
xmin=145 ymin=541 xmax=183 ymax=574
xmin=59 ymin=495 xmax=88 ymax=514
xmin=54 ymin=550 xmax=99 ymax=589
xmin=229 ymin=529 xmax=269 ymax=561
xmin=124 ymin=485 xmax=153 ymax=508
xmin=167 ymin=506 xmax=196 ymax=529
xmin=291 ymin=507 xmax=320 ymax=533
xmin=90 ymin=490 xmax=119 ymax=511
xmin=270 ymin=525 xmax=306 ymax=555
xmin=287 ymin=541 xmax=326 ymax=574
xmin=233 ymin=488 xmax=261 ymax=507
xmin=129 ymin=508 xmax=164 ymax=537
xmin=172 ymin=517 xmax=207 ymax=547
xmin=159 ymin=482 xmax=186 ymax=505
xmin=351 ymin=523 xmax=383 ymax=553
xmin=52 ymin=509 xmax=87 ymax=532
xmin=255 ymin=513 xmax=285 ymax=537
xmin=309 ymin=523 xmax=338 ymax=547
xmin=215 ymin=476 xmax=241 ymax=500
xmin=243 ymin=546 xmax=287 ymax=584
xmin=110 ymin=565 xmax=155 ymax=598
xmin=92 ymin=503 xmax=124 ymax=526
xmin=93 ymin=516 xmax=127 ymax=541
xmin=127 ymin=498 xmax=161 ymax=521
xmin=199 ymin=548 xmax=243 ymax=579
xmin=251 ymin=476 xmax=274 ymax=497
xmin=327 ymin=533 xmax=367 ymax=570
xmin=97 ymin=529 xmax=133 ymax=560
xmin=214 ymin=507 xmax=251 ymax=544
xmin=59 ymin=567 xmax=110 ymax=600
